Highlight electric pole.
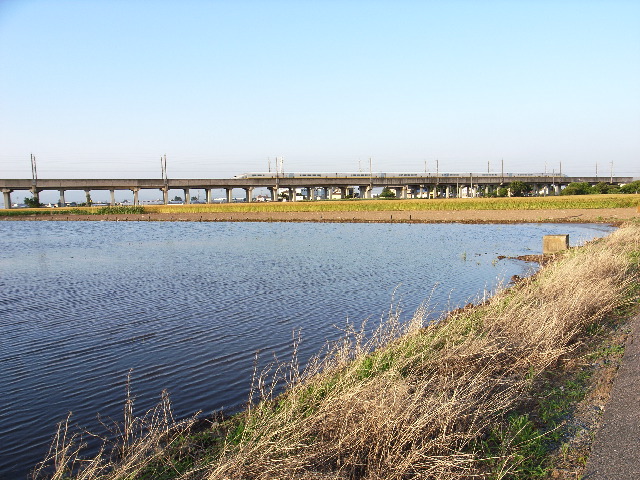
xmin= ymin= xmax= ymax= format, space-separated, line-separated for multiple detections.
xmin=31 ymin=153 xmax=38 ymax=185
xmin=610 ymin=161 xmax=613 ymax=184
xmin=161 ymin=154 xmax=168 ymax=183
xmin=161 ymin=154 xmax=168 ymax=204
xmin=31 ymin=153 xmax=39 ymax=205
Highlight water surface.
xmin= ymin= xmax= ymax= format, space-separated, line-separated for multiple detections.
xmin=0 ymin=221 xmax=614 ymax=477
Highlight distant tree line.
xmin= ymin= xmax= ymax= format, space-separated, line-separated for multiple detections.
xmin=486 ymin=180 xmax=640 ymax=198
xmin=560 ymin=180 xmax=640 ymax=195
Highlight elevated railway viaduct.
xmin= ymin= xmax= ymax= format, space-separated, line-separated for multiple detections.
xmin=0 ymin=175 xmax=634 ymax=208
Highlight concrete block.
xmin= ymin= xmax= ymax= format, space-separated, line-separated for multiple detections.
xmin=543 ymin=234 xmax=569 ymax=254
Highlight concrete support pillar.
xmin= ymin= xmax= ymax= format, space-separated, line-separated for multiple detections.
xmin=446 ymin=185 xmax=451 ymax=198
xmin=161 ymin=188 xmax=169 ymax=205
xmin=132 ymin=188 xmax=139 ymax=206
xmin=554 ymin=184 xmax=561 ymax=195
xmin=323 ymin=187 xmax=330 ymax=199
xmin=359 ymin=185 xmax=371 ymax=199
xmin=306 ymin=187 xmax=314 ymax=200
xmin=183 ymin=188 xmax=190 ymax=204
xmin=2 ymin=189 xmax=11 ymax=209
xmin=59 ymin=190 xmax=66 ymax=207
xmin=225 ymin=188 xmax=233 ymax=203
xmin=269 ymin=187 xmax=279 ymax=201
xmin=288 ymin=188 xmax=296 ymax=202
xmin=205 ymin=189 xmax=212 ymax=204
xmin=110 ymin=189 xmax=116 ymax=206
xmin=340 ymin=187 xmax=348 ymax=199
xmin=85 ymin=189 xmax=92 ymax=206
xmin=244 ymin=187 xmax=254 ymax=203
xmin=30 ymin=187 xmax=40 ymax=205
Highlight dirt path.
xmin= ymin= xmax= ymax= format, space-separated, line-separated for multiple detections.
xmin=2 ymin=207 xmax=638 ymax=223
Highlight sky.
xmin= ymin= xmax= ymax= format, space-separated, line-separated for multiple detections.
xmin=1 ymin=0 xmax=639 ymax=183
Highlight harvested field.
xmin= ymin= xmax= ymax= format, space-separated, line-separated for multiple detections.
xmin=1 ymin=207 xmax=638 ymax=224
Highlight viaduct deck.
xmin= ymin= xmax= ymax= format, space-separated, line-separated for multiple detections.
xmin=0 ymin=175 xmax=634 ymax=208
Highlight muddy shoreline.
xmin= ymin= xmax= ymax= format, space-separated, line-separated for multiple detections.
xmin=1 ymin=207 xmax=637 ymax=224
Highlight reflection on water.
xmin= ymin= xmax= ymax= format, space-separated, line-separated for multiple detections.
xmin=0 ymin=221 xmax=614 ymax=477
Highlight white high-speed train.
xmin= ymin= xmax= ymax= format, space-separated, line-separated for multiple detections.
xmin=233 ymin=172 xmax=565 ymax=179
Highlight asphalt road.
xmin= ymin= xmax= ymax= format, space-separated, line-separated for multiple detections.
xmin=584 ymin=312 xmax=640 ymax=479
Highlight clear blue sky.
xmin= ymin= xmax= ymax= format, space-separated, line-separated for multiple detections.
xmin=1 ymin=0 xmax=639 ymax=180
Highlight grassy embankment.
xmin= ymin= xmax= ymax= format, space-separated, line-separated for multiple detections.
xmin=1 ymin=194 xmax=639 ymax=217
xmin=33 ymin=223 xmax=640 ymax=479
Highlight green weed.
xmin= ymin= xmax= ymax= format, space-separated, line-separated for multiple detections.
xmin=95 ymin=206 xmax=145 ymax=215
xmin=588 ymin=344 xmax=625 ymax=360
xmin=477 ymin=414 xmax=550 ymax=479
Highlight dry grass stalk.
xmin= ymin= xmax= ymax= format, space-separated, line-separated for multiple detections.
xmin=31 ymin=386 xmax=199 ymax=480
